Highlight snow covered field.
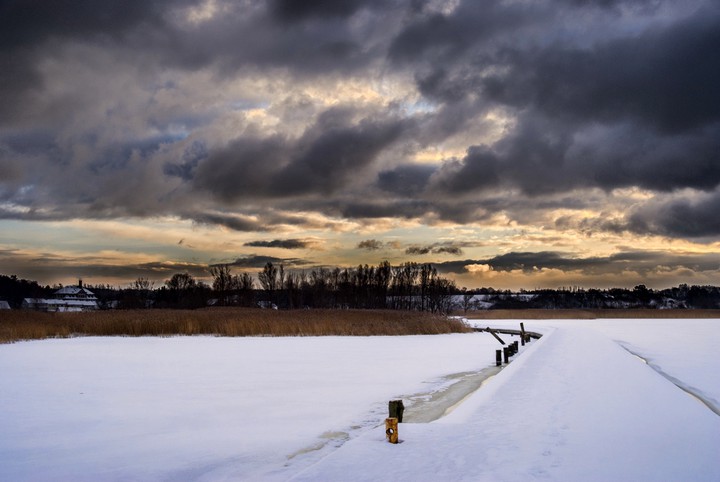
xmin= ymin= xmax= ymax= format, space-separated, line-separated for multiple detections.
xmin=1 ymin=319 xmax=719 ymax=481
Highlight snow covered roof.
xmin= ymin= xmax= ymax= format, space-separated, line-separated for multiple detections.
xmin=23 ymin=298 xmax=99 ymax=307
xmin=54 ymin=286 xmax=96 ymax=297
xmin=0 ymin=300 xmax=10 ymax=309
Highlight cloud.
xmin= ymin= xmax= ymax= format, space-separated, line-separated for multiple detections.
xmin=228 ymin=255 xmax=312 ymax=269
xmin=627 ymin=189 xmax=720 ymax=238
xmin=2 ymin=0 xmax=720 ymax=289
xmin=189 ymin=212 xmax=268 ymax=232
xmin=357 ymin=239 xmax=385 ymax=251
xmin=405 ymin=243 xmax=464 ymax=256
xmin=269 ymin=0 xmax=387 ymax=22
xmin=435 ymin=250 xmax=720 ymax=277
xmin=244 ymin=239 xmax=311 ymax=249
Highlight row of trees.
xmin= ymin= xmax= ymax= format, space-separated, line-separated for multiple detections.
xmin=249 ymin=261 xmax=456 ymax=312
xmin=116 ymin=261 xmax=457 ymax=313
xmin=0 ymin=262 xmax=458 ymax=313
xmin=4 ymin=272 xmax=720 ymax=311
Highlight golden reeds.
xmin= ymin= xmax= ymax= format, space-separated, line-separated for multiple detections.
xmin=0 ymin=308 xmax=471 ymax=343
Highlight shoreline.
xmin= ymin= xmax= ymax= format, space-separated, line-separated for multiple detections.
xmin=457 ymin=308 xmax=720 ymax=319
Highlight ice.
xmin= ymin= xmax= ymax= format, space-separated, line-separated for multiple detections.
xmin=1 ymin=319 xmax=719 ymax=481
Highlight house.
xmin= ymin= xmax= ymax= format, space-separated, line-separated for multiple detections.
xmin=0 ymin=300 xmax=10 ymax=310
xmin=22 ymin=280 xmax=99 ymax=312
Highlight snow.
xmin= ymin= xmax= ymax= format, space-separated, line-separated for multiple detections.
xmin=1 ymin=319 xmax=719 ymax=481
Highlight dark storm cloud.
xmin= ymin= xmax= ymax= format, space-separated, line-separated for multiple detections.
xmin=244 ymin=239 xmax=310 ymax=249
xmin=193 ymin=109 xmax=410 ymax=202
xmin=377 ymin=163 xmax=436 ymax=197
xmin=337 ymin=199 xmax=431 ymax=219
xmin=392 ymin=1 xmax=720 ymax=211
xmin=190 ymin=212 xmax=268 ymax=232
xmin=435 ymin=251 xmax=720 ymax=276
xmin=482 ymin=8 xmax=720 ymax=134
xmin=269 ymin=0 xmax=389 ymax=21
xmin=2 ymin=0 xmax=720 ymax=244
xmin=0 ymin=0 xmax=190 ymax=121
xmin=0 ymin=248 xmax=210 ymax=284
xmin=228 ymin=255 xmax=311 ymax=269
xmin=357 ymin=239 xmax=384 ymax=251
xmin=0 ymin=0 xmax=179 ymax=48
xmin=406 ymin=244 xmax=463 ymax=256
xmin=627 ymin=191 xmax=720 ymax=238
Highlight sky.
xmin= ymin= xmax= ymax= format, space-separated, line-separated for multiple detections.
xmin=1 ymin=0 xmax=719 ymax=290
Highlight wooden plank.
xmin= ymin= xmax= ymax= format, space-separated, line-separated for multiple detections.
xmin=486 ymin=327 xmax=506 ymax=345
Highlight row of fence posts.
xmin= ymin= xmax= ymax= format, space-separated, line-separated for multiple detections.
xmin=495 ymin=323 xmax=531 ymax=367
xmin=385 ymin=323 xmax=533 ymax=444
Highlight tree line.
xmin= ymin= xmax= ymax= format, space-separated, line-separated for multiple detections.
xmin=206 ymin=261 xmax=456 ymax=313
xmin=0 ymin=262 xmax=458 ymax=313
xmin=3 ymin=272 xmax=719 ymax=312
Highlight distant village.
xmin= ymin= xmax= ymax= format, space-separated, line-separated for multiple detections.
xmin=1 ymin=264 xmax=720 ymax=313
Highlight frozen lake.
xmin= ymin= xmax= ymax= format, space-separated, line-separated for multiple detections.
xmin=1 ymin=318 xmax=719 ymax=480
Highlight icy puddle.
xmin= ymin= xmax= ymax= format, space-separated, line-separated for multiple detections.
xmin=287 ymin=364 xmax=503 ymax=463
xmin=403 ymin=365 xmax=503 ymax=422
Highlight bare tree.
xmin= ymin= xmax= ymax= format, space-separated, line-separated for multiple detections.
xmin=166 ymin=272 xmax=196 ymax=291
xmin=210 ymin=264 xmax=233 ymax=305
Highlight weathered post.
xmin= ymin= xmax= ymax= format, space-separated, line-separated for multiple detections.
xmin=520 ymin=323 xmax=526 ymax=346
xmin=495 ymin=349 xmax=502 ymax=366
xmin=385 ymin=417 xmax=399 ymax=444
xmin=486 ymin=327 xmax=506 ymax=345
xmin=389 ymin=400 xmax=405 ymax=423
xmin=503 ymin=347 xmax=509 ymax=364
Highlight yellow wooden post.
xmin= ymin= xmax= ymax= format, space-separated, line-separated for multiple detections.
xmin=385 ymin=417 xmax=399 ymax=444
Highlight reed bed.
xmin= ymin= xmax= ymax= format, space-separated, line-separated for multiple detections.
xmin=0 ymin=308 xmax=471 ymax=343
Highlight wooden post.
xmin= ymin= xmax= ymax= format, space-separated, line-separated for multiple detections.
xmin=385 ymin=417 xmax=399 ymax=444
xmin=389 ymin=400 xmax=404 ymax=423
xmin=503 ymin=347 xmax=509 ymax=364
xmin=520 ymin=323 xmax=526 ymax=346
xmin=496 ymin=349 xmax=502 ymax=366
xmin=486 ymin=327 xmax=506 ymax=345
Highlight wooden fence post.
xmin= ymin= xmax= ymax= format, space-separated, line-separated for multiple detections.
xmin=389 ymin=400 xmax=405 ymax=423
xmin=496 ymin=349 xmax=502 ymax=366
xmin=503 ymin=347 xmax=509 ymax=364
xmin=520 ymin=323 xmax=526 ymax=346
xmin=385 ymin=417 xmax=399 ymax=444
xmin=486 ymin=327 xmax=506 ymax=345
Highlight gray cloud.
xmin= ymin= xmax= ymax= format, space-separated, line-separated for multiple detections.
xmin=192 ymin=109 xmax=410 ymax=203
xmin=228 ymin=255 xmax=312 ymax=269
xmin=244 ymin=239 xmax=310 ymax=249
xmin=269 ymin=0 xmax=389 ymax=22
xmin=435 ymin=250 xmax=720 ymax=276
xmin=1 ymin=0 xmax=719 ymax=255
xmin=189 ymin=212 xmax=268 ymax=232
xmin=627 ymin=190 xmax=720 ymax=238
xmin=357 ymin=239 xmax=384 ymax=251
xmin=405 ymin=243 xmax=464 ymax=256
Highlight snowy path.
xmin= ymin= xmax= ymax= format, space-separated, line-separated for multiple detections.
xmin=294 ymin=325 xmax=720 ymax=481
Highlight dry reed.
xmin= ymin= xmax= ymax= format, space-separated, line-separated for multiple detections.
xmin=0 ymin=308 xmax=471 ymax=343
